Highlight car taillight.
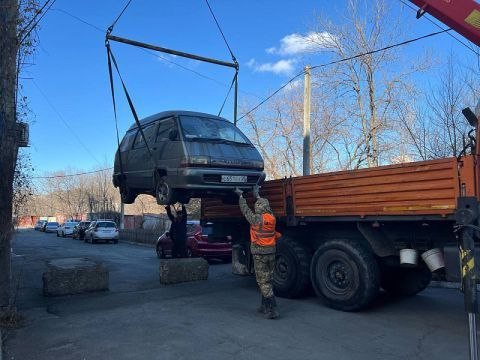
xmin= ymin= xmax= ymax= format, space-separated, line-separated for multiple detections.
xmin=180 ymin=156 xmax=211 ymax=167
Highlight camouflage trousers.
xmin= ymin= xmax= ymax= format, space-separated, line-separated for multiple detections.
xmin=252 ymin=253 xmax=276 ymax=298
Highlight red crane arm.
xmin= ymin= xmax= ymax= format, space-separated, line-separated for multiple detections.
xmin=408 ymin=0 xmax=480 ymax=46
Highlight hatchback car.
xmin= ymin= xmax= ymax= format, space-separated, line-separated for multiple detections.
xmin=44 ymin=222 xmax=59 ymax=233
xmin=113 ymin=111 xmax=265 ymax=205
xmin=57 ymin=221 xmax=79 ymax=237
xmin=84 ymin=221 xmax=119 ymax=244
xmin=156 ymin=221 xmax=232 ymax=260
xmin=72 ymin=221 xmax=92 ymax=240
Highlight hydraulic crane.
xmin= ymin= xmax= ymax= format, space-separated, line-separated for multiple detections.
xmin=406 ymin=1 xmax=480 ymax=359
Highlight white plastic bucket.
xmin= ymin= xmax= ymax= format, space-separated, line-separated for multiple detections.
xmin=400 ymin=248 xmax=418 ymax=267
xmin=421 ymin=248 xmax=445 ymax=272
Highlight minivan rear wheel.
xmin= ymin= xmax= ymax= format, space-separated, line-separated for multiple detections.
xmin=155 ymin=176 xmax=176 ymax=205
xmin=120 ymin=183 xmax=136 ymax=204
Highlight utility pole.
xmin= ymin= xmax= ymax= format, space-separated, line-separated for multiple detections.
xmin=0 ymin=0 xmax=19 ymax=309
xmin=303 ymin=65 xmax=311 ymax=176
xmin=120 ymin=202 xmax=125 ymax=229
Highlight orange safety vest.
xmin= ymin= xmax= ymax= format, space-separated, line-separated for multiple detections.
xmin=250 ymin=213 xmax=280 ymax=247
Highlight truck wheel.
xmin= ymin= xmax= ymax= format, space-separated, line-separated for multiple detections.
xmin=273 ymin=237 xmax=312 ymax=298
xmin=155 ymin=176 xmax=176 ymax=205
xmin=311 ymin=239 xmax=380 ymax=311
xmin=380 ymin=265 xmax=432 ymax=297
xmin=120 ymin=182 xmax=136 ymax=204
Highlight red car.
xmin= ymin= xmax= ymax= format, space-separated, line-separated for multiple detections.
xmin=156 ymin=221 xmax=232 ymax=261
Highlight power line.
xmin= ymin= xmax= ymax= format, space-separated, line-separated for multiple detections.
xmin=32 ymin=79 xmax=102 ymax=165
xmin=19 ymin=0 xmax=57 ymax=45
xmin=32 ymin=167 xmax=113 ymax=179
xmin=398 ymin=0 xmax=479 ymax=55
xmin=18 ymin=0 xmax=53 ymax=38
xmin=239 ymin=28 xmax=450 ymax=121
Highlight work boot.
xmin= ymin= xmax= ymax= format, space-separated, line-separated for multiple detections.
xmin=264 ymin=296 xmax=279 ymax=319
xmin=257 ymin=296 xmax=266 ymax=314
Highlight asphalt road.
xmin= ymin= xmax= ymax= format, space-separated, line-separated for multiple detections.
xmin=3 ymin=229 xmax=476 ymax=360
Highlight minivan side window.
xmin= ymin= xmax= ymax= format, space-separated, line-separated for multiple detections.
xmin=119 ymin=131 xmax=136 ymax=151
xmin=156 ymin=118 xmax=175 ymax=142
xmin=133 ymin=122 xmax=157 ymax=149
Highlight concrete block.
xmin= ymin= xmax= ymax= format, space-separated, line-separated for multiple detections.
xmin=43 ymin=258 xmax=108 ymax=296
xmin=159 ymin=258 xmax=209 ymax=284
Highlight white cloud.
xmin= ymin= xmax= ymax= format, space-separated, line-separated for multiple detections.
xmin=246 ymin=58 xmax=296 ymax=76
xmin=268 ymin=31 xmax=336 ymax=55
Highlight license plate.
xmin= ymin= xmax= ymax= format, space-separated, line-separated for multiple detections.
xmin=221 ymin=175 xmax=247 ymax=183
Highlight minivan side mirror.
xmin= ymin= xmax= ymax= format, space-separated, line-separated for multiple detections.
xmin=168 ymin=129 xmax=178 ymax=140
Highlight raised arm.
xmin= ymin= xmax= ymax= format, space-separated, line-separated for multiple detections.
xmin=239 ymin=196 xmax=261 ymax=226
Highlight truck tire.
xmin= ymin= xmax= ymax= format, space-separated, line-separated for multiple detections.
xmin=273 ymin=237 xmax=312 ymax=298
xmin=311 ymin=239 xmax=380 ymax=311
xmin=380 ymin=265 xmax=432 ymax=297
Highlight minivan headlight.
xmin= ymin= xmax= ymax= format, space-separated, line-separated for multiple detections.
xmin=180 ymin=156 xmax=211 ymax=167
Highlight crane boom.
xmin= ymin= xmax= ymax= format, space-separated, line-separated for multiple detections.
xmin=408 ymin=0 xmax=480 ymax=46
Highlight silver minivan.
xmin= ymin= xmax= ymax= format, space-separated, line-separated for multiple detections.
xmin=113 ymin=111 xmax=265 ymax=205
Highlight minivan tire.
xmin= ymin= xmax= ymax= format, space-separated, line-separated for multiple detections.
xmin=120 ymin=183 xmax=136 ymax=204
xmin=155 ymin=176 xmax=176 ymax=205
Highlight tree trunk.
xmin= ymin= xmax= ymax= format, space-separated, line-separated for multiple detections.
xmin=0 ymin=0 xmax=19 ymax=309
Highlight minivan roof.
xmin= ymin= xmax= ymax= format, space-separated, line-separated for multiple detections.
xmin=127 ymin=110 xmax=229 ymax=131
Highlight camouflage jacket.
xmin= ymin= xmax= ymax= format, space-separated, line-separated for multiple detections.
xmin=239 ymin=196 xmax=276 ymax=254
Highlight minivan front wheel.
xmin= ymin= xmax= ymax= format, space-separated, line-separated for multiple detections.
xmin=156 ymin=176 xmax=175 ymax=205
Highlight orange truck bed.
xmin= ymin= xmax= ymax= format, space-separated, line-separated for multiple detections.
xmin=202 ymin=156 xmax=478 ymax=221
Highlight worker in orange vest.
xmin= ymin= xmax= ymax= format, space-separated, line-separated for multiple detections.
xmin=235 ymin=185 xmax=281 ymax=319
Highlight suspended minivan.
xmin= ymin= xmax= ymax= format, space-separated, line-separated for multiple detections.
xmin=113 ymin=110 xmax=265 ymax=205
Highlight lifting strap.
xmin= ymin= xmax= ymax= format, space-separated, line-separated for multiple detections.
xmin=106 ymin=43 xmax=125 ymax=180
xmin=106 ymin=43 xmax=157 ymax=169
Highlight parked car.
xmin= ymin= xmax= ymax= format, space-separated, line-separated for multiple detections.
xmin=72 ymin=221 xmax=92 ymax=240
xmin=112 ymin=110 xmax=265 ymax=205
xmin=156 ymin=221 xmax=232 ymax=260
xmin=34 ymin=220 xmax=46 ymax=231
xmin=44 ymin=222 xmax=59 ymax=233
xmin=56 ymin=221 xmax=79 ymax=237
xmin=84 ymin=220 xmax=119 ymax=244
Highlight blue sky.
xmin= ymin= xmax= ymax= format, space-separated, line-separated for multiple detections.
xmin=24 ymin=0 xmax=477 ymax=176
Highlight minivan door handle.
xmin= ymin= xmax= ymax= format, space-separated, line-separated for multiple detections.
xmin=152 ymin=147 xmax=157 ymax=150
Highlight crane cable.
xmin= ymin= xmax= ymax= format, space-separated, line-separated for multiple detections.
xmin=204 ymin=0 xmax=239 ymax=117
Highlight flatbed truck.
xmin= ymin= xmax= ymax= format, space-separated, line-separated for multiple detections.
xmin=201 ymin=122 xmax=480 ymax=311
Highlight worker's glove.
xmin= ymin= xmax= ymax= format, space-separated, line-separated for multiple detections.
xmin=234 ymin=187 xmax=243 ymax=197
xmin=252 ymin=185 xmax=261 ymax=199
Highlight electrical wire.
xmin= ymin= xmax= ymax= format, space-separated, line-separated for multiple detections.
xmin=18 ymin=0 xmax=56 ymax=45
xmin=32 ymin=79 xmax=102 ymax=166
xmin=398 ymin=0 xmax=479 ymax=55
xmin=32 ymin=167 xmax=113 ymax=179
xmin=18 ymin=0 xmax=53 ymax=39
xmin=239 ymin=28 xmax=450 ymax=121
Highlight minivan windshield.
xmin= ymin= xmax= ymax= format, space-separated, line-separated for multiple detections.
xmin=180 ymin=116 xmax=250 ymax=145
